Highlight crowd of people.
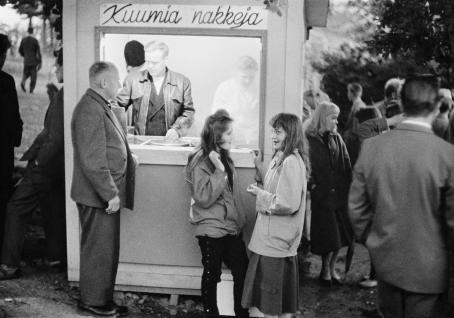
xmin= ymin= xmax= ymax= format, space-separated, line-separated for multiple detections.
xmin=1 ymin=30 xmax=454 ymax=318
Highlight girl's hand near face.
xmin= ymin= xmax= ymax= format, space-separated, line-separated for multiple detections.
xmin=209 ymin=150 xmax=225 ymax=172
xmin=247 ymin=183 xmax=260 ymax=196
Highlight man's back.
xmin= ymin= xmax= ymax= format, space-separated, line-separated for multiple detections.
xmin=350 ymin=122 xmax=454 ymax=294
xmin=19 ymin=36 xmax=40 ymax=66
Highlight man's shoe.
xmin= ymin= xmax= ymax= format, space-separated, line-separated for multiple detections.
xmin=0 ymin=264 xmax=21 ymax=281
xmin=77 ymin=301 xmax=117 ymax=316
xmin=20 ymin=82 xmax=25 ymax=92
xmin=113 ymin=304 xmax=129 ymax=317
xmin=359 ymin=278 xmax=378 ymax=288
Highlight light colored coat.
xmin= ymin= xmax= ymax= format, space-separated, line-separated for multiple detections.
xmin=248 ymin=151 xmax=307 ymax=258
xmin=349 ymin=122 xmax=454 ymax=293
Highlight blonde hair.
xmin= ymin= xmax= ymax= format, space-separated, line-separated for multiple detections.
xmin=144 ymin=41 xmax=169 ymax=58
xmin=306 ymin=101 xmax=340 ymax=136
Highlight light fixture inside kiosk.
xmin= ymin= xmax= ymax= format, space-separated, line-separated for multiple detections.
xmin=98 ymin=30 xmax=265 ymax=150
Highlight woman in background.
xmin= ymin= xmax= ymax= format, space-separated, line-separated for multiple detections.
xmin=185 ymin=109 xmax=249 ymax=318
xmin=242 ymin=113 xmax=309 ymax=318
xmin=306 ymin=102 xmax=353 ymax=286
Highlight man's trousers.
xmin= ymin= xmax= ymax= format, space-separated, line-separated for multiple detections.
xmin=77 ymin=203 xmax=120 ymax=306
xmin=1 ymin=163 xmax=66 ymax=267
xmin=21 ymin=65 xmax=37 ymax=93
xmin=377 ymin=280 xmax=445 ymax=318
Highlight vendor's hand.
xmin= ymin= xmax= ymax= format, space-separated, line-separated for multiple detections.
xmin=246 ymin=183 xmax=260 ymax=196
xmin=165 ymin=128 xmax=179 ymax=141
xmin=106 ymin=195 xmax=120 ymax=214
xmin=209 ymin=150 xmax=225 ymax=172
xmin=36 ymin=63 xmax=42 ymax=71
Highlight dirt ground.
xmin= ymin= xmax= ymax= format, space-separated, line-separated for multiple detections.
xmin=0 ymin=233 xmax=379 ymax=317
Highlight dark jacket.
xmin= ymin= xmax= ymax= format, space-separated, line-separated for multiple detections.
xmin=308 ymin=132 xmax=352 ymax=210
xmin=0 ymin=70 xmax=23 ymax=147
xmin=18 ymin=36 xmax=41 ymax=66
xmin=21 ymin=88 xmax=64 ymax=178
xmin=71 ymin=89 xmax=135 ymax=210
xmin=116 ymin=68 xmax=194 ymax=136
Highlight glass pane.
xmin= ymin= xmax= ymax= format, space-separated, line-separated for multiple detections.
xmin=101 ymin=33 xmax=262 ymax=149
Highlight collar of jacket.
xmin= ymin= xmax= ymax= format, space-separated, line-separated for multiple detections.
xmin=86 ymin=88 xmax=110 ymax=107
xmin=394 ymin=122 xmax=434 ymax=135
xmin=138 ymin=67 xmax=179 ymax=87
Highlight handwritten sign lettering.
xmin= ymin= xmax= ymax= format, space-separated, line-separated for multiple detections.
xmin=100 ymin=4 xmax=268 ymax=30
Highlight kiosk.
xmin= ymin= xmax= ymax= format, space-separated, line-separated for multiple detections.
xmin=63 ymin=0 xmax=313 ymax=315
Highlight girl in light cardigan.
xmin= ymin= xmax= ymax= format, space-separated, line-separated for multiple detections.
xmin=242 ymin=113 xmax=309 ymax=318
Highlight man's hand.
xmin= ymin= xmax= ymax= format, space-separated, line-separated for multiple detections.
xmin=165 ymin=128 xmax=179 ymax=141
xmin=106 ymin=195 xmax=120 ymax=214
xmin=36 ymin=63 xmax=42 ymax=71
xmin=209 ymin=150 xmax=225 ymax=172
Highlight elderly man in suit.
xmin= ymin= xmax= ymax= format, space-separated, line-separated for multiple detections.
xmin=71 ymin=61 xmax=135 ymax=317
xmin=349 ymin=75 xmax=454 ymax=318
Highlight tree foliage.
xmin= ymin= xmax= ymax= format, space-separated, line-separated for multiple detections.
xmin=365 ymin=0 xmax=454 ymax=85
xmin=0 ymin=0 xmax=62 ymax=37
xmin=312 ymin=44 xmax=430 ymax=130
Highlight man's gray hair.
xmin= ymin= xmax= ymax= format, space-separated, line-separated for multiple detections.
xmin=89 ymin=61 xmax=117 ymax=82
xmin=144 ymin=41 xmax=169 ymax=58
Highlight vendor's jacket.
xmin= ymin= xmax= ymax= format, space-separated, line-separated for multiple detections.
xmin=116 ymin=67 xmax=194 ymax=136
xmin=185 ymin=153 xmax=246 ymax=238
xmin=248 ymin=151 xmax=307 ymax=258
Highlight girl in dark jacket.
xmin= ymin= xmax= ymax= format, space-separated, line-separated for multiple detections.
xmin=185 ymin=109 xmax=249 ymax=317
xmin=306 ymin=102 xmax=353 ymax=286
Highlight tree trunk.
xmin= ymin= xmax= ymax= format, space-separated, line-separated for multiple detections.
xmin=41 ymin=18 xmax=47 ymax=49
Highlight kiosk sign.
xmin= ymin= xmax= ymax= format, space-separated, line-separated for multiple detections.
xmin=100 ymin=3 xmax=268 ymax=30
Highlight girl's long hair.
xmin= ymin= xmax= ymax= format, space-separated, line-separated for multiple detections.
xmin=186 ymin=109 xmax=234 ymax=186
xmin=305 ymin=101 xmax=340 ymax=137
xmin=270 ymin=113 xmax=310 ymax=176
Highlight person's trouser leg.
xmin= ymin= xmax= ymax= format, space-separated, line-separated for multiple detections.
xmin=29 ymin=66 xmax=37 ymax=93
xmin=41 ymin=177 xmax=66 ymax=263
xmin=78 ymin=204 xmax=120 ymax=306
xmin=403 ymin=290 xmax=444 ymax=318
xmin=198 ymin=236 xmax=223 ymax=317
xmin=378 ymin=280 xmax=444 ymax=318
xmin=21 ymin=65 xmax=31 ymax=88
xmin=0 ymin=148 xmax=14 ymax=251
xmin=1 ymin=165 xmax=50 ymax=267
xmin=377 ymin=280 xmax=403 ymax=318
xmin=223 ymin=235 xmax=249 ymax=317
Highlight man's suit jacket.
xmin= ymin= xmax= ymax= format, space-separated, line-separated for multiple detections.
xmin=349 ymin=122 xmax=454 ymax=294
xmin=71 ymin=88 xmax=135 ymax=210
xmin=21 ymin=88 xmax=64 ymax=178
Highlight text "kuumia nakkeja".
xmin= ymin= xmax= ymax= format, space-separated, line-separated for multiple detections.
xmin=101 ymin=4 xmax=264 ymax=29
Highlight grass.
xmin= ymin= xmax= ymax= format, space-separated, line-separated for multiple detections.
xmin=3 ymin=52 xmax=57 ymax=163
